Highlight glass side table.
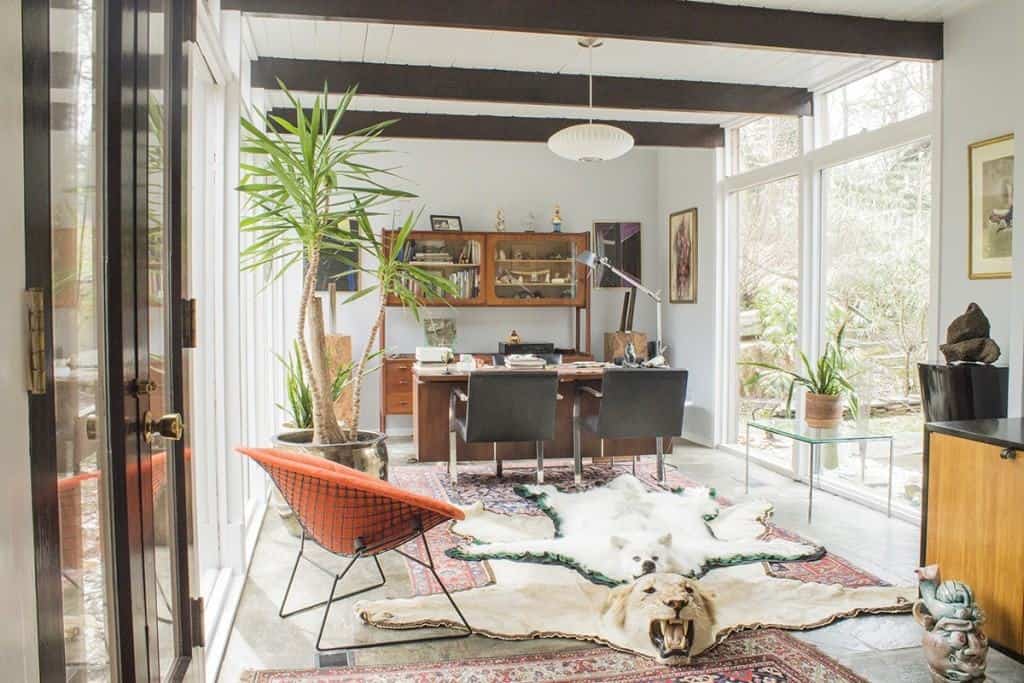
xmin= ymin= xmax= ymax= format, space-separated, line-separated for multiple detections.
xmin=745 ymin=419 xmax=895 ymax=523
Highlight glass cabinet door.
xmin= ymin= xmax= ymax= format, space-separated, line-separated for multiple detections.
xmin=489 ymin=235 xmax=583 ymax=305
xmin=392 ymin=233 xmax=485 ymax=305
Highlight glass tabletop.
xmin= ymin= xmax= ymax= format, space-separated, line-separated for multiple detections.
xmin=746 ymin=419 xmax=894 ymax=444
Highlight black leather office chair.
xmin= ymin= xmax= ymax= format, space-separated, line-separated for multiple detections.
xmin=450 ymin=370 xmax=560 ymax=484
xmin=491 ymin=353 xmax=563 ymax=367
xmin=574 ymin=368 xmax=688 ymax=484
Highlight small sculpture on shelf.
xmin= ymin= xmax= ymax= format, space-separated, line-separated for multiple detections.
xmin=523 ymin=211 xmax=537 ymax=232
xmin=495 ymin=208 xmax=506 ymax=232
xmin=508 ymin=330 xmax=522 ymax=344
xmin=913 ymin=564 xmax=988 ymax=683
xmin=552 ymin=205 xmax=563 ymax=233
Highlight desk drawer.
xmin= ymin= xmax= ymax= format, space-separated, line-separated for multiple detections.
xmin=384 ymin=360 xmax=413 ymax=414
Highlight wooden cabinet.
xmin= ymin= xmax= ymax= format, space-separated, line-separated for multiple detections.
xmin=384 ymin=231 xmax=487 ymax=307
xmin=383 ymin=357 xmax=414 ymax=415
xmin=384 ymin=230 xmax=589 ymax=308
xmin=923 ymin=427 xmax=1024 ymax=655
xmin=484 ymin=232 xmax=589 ymax=307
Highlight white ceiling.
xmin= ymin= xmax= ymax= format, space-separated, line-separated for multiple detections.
xmin=690 ymin=0 xmax=978 ymax=21
xmin=245 ymin=0 xmax=955 ymax=127
xmin=247 ymin=17 xmax=879 ymax=88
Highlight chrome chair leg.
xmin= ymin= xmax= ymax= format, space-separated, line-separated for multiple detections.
xmin=572 ymin=395 xmax=583 ymax=486
xmin=494 ymin=443 xmax=502 ymax=479
xmin=656 ymin=437 xmax=665 ymax=483
xmin=632 ymin=455 xmax=637 ymax=476
xmin=536 ymin=441 xmax=545 ymax=484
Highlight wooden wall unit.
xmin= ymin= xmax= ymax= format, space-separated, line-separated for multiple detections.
xmin=380 ymin=230 xmax=593 ymax=431
xmin=383 ymin=230 xmax=590 ymax=308
xmin=922 ymin=422 xmax=1024 ymax=658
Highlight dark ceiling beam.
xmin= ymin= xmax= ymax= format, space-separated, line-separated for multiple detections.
xmin=253 ymin=58 xmax=813 ymax=117
xmin=223 ymin=0 xmax=943 ymax=61
xmin=267 ymin=108 xmax=724 ymax=148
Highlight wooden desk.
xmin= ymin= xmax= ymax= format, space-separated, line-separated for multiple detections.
xmin=412 ymin=364 xmax=670 ymax=463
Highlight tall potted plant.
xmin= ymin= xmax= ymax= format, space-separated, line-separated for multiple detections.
xmin=238 ymin=85 xmax=454 ymax=476
xmin=740 ymin=324 xmax=858 ymax=429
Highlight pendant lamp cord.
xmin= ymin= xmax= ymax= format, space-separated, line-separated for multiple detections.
xmin=588 ymin=42 xmax=594 ymax=124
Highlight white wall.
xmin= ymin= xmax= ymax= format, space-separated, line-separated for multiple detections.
xmin=0 ymin=2 xmax=39 ymax=680
xmin=656 ymin=149 xmax=720 ymax=446
xmin=941 ymin=0 xmax=1020 ymax=372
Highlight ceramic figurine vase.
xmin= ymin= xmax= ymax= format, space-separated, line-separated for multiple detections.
xmin=913 ymin=565 xmax=988 ymax=683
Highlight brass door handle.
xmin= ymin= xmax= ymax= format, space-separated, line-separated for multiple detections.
xmin=144 ymin=411 xmax=185 ymax=443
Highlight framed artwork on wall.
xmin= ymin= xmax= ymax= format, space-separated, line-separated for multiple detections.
xmin=593 ymin=221 xmax=642 ymax=288
xmin=969 ymin=134 xmax=1014 ymax=280
xmin=669 ymin=208 xmax=698 ymax=303
xmin=430 ymin=214 xmax=463 ymax=232
xmin=308 ymin=218 xmax=360 ymax=292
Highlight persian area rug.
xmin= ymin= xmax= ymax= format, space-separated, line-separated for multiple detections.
xmin=389 ymin=460 xmax=889 ymax=595
xmin=241 ymin=629 xmax=868 ymax=682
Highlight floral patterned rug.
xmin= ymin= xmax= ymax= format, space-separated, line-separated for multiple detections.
xmin=242 ymin=628 xmax=868 ymax=682
xmin=389 ymin=459 xmax=888 ymax=595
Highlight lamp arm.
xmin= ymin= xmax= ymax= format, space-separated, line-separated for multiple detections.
xmin=595 ymin=257 xmax=661 ymax=303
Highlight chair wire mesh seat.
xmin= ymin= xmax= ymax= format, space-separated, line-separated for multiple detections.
xmin=236 ymin=447 xmax=472 ymax=656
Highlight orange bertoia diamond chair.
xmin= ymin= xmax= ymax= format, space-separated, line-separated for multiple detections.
xmin=236 ymin=447 xmax=472 ymax=656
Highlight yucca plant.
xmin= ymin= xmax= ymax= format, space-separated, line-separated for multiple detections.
xmin=740 ymin=323 xmax=859 ymax=420
xmin=238 ymin=82 xmax=454 ymax=446
xmin=275 ymin=341 xmax=384 ymax=429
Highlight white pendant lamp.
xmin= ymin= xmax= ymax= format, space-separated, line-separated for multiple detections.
xmin=548 ymin=38 xmax=634 ymax=162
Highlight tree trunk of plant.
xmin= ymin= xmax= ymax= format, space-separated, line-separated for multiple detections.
xmin=298 ymin=245 xmax=345 ymax=445
xmin=345 ymin=291 xmax=386 ymax=441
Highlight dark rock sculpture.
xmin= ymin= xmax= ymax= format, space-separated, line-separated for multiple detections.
xmin=940 ymin=303 xmax=1001 ymax=364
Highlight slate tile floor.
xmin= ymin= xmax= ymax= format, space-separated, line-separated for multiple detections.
xmin=218 ymin=441 xmax=1024 ymax=682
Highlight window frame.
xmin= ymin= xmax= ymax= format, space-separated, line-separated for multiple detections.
xmin=716 ymin=62 xmax=942 ymax=524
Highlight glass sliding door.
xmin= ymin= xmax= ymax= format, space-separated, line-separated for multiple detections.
xmin=48 ymin=0 xmax=112 ymax=677
xmin=820 ymin=140 xmax=933 ymax=514
xmin=732 ymin=176 xmax=800 ymax=472
xmin=25 ymin=0 xmax=200 ymax=678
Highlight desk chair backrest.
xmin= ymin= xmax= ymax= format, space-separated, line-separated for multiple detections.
xmin=464 ymin=370 xmax=559 ymax=443
xmin=595 ymin=368 xmax=688 ymax=439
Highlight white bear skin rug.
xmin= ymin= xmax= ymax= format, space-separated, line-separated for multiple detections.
xmin=357 ymin=558 xmax=914 ymax=665
xmin=447 ymin=474 xmax=825 ymax=585
xmin=356 ymin=475 xmax=914 ymax=665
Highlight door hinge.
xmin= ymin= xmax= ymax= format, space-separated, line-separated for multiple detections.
xmin=25 ymin=289 xmax=46 ymax=395
xmin=189 ymin=596 xmax=205 ymax=647
xmin=182 ymin=298 xmax=197 ymax=348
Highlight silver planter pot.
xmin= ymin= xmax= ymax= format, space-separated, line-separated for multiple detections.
xmin=270 ymin=428 xmax=389 ymax=537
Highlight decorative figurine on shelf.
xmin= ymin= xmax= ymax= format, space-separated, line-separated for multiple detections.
xmin=913 ymin=565 xmax=988 ymax=683
xmin=495 ymin=208 xmax=506 ymax=232
xmin=508 ymin=330 xmax=522 ymax=345
xmin=524 ymin=212 xmax=537 ymax=232
xmin=552 ymin=205 xmax=563 ymax=233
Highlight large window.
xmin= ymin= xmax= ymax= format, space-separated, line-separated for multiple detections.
xmin=820 ymin=140 xmax=933 ymax=512
xmin=732 ymin=116 xmax=800 ymax=174
xmin=722 ymin=62 xmax=935 ymax=520
xmin=734 ymin=176 xmax=800 ymax=470
xmin=823 ymin=63 xmax=933 ymax=144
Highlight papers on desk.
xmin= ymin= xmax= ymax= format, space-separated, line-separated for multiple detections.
xmin=567 ymin=360 xmax=609 ymax=369
xmin=504 ymin=354 xmax=547 ymax=369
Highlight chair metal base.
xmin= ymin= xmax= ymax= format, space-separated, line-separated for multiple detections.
xmin=279 ymin=530 xmax=473 ymax=657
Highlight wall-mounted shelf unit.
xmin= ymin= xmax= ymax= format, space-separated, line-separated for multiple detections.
xmin=383 ymin=230 xmax=589 ymax=308
xmin=379 ymin=230 xmax=592 ymax=432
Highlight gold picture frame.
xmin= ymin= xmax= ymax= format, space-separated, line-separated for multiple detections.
xmin=968 ymin=134 xmax=1014 ymax=280
xmin=669 ymin=208 xmax=698 ymax=303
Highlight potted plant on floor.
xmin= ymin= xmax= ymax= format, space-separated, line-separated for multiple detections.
xmin=740 ymin=324 xmax=858 ymax=429
xmin=238 ymin=85 xmax=454 ymax=477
